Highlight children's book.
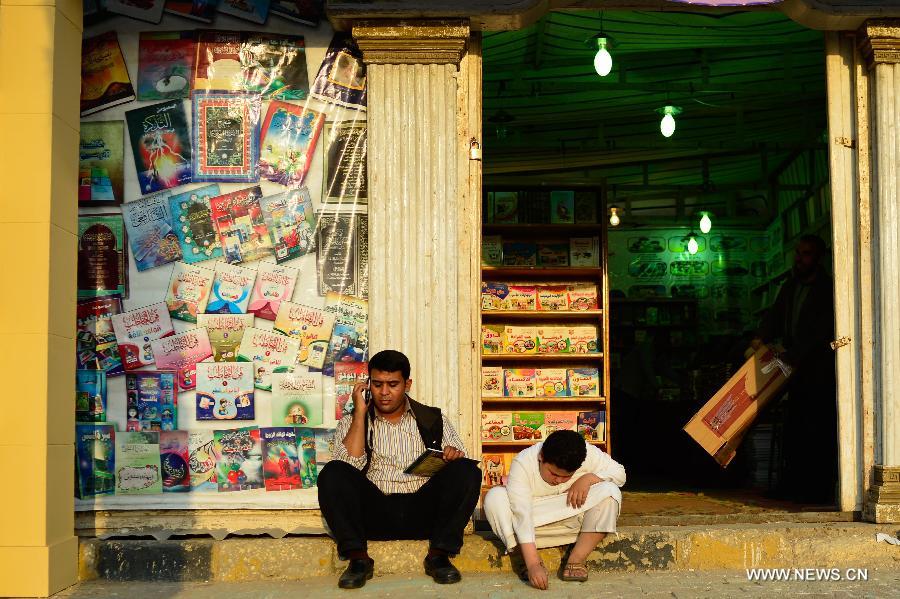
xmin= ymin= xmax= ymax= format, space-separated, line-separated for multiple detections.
xmin=79 ymin=121 xmax=125 ymax=206
xmin=76 ymin=297 xmax=124 ymax=377
xmin=259 ymin=102 xmax=323 ymax=186
xmin=316 ymin=211 xmax=360 ymax=297
xmin=248 ymin=261 xmax=298 ymax=321
xmin=241 ymin=33 xmax=310 ymax=100
xmin=151 ymin=328 xmax=214 ymax=391
xmin=187 ymin=430 xmax=218 ymax=491
xmin=81 ymin=32 xmax=135 ymax=116
xmin=568 ymin=325 xmax=600 ymax=354
xmin=138 ymin=32 xmax=194 ymax=100
xmin=166 ymin=262 xmax=215 ymax=323
xmin=197 ymin=313 xmax=254 ymax=361
xmin=75 ymin=424 xmax=115 ymax=498
xmin=126 ymin=370 xmax=178 ymax=432
xmin=159 ymin=430 xmax=191 ymax=492
xmin=206 ymin=261 xmax=256 ymax=313
xmin=537 ymin=286 xmax=569 ymax=311
xmin=567 ymin=284 xmax=599 ymax=311
xmin=77 ymin=214 xmax=128 ymax=299
xmin=322 ymin=121 xmax=367 ymax=204
xmin=260 ymin=427 xmax=302 ymax=491
xmin=512 ymin=412 xmax=545 ymax=441
xmin=270 ymin=0 xmax=323 ymax=26
xmin=217 ymin=0 xmax=271 ymax=24
xmin=536 ymin=326 xmax=570 ymax=354
xmin=105 ymin=0 xmax=165 ymax=22
xmin=323 ymin=293 xmax=368 ymax=373
xmin=481 ymin=453 xmax=508 ymax=487
xmin=271 ymin=372 xmax=323 ymax=426
xmin=166 ymin=0 xmax=220 ymax=22
xmin=503 ymin=325 xmax=537 ymax=354
xmin=169 ymin=185 xmax=223 ymax=263
xmin=481 ymin=282 xmax=508 ymax=311
xmin=111 ymin=303 xmax=175 ymax=370
xmin=577 ymin=411 xmax=605 ymax=442
xmin=309 ymin=34 xmax=367 ymax=110
xmin=550 ymin=191 xmax=575 ymax=224
xmin=210 ymin=186 xmax=272 ymax=264
xmin=115 ymin=431 xmax=163 ymax=495
xmin=297 ymin=428 xmax=318 ymax=487
xmin=125 ymin=100 xmax=192 ymax=193
xmin=493 ymin=192 xmax=518 ymax=224
xmin=76 ymin=369 xmax=107 ymax=423
xmin=121 ymin=192 xmax=183 ymax=271
xmin=481 ymin=235 xmax=503 ymax=267
xmin=192 ymin=92 xmax=261 ymax=183
xmin=481 ymin=412 xmax=512 ymax=442
xmin=481 ymin=366 xmax=503 ymax=398
xmin=260 ymin=188 xmax=317 ymax=263
xmin=196 ymin=362 xmax=256 ymax=420
xmin=334 ymin=361 xmax=368 ymax=419
xmin=502 ymin=242 xmax=537 ymax=267
xmin=504 ymin=368 xmax=536 ymax=398
xmin=214 ymin=427 xmax=263 ymax=491
xmin=273 ymin=301 xmax=335 ymax=369
xmin=314 ymin=428 xmax=334 ymax=465
xmin=537 ymin=242 xmax=569 ymax=267
xmin=535 ymin=368 xmax=568 ymax=397
xmin=569 ymin=237 xmax=600 ymax=268
xmin=504 ymin=285 xmax=537 ymax=311
xmin=567 ymin=368 xmax=600 ymax=397
xmin=544 ymin=412 xmax=578 ymax=435
xmin=237 ymin=328 xmax=299 ymax=391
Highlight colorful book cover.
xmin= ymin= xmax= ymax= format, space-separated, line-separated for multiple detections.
xmin=159 ymin=430 xmax=191 ymax=492
xmin=480 ymin=412 xmax=512 ymax=442
xmin=166 ymin=262 xmax=215 ymax=322
xmin=567 ymin=368 xmax=600 ymax=397
xmin=570 ymin=237 xmax=600 ymax=268
xmin=481 ymin=282 xmax=508 ymax=311
xmin=188 ymin=430 xmax=218 ymax=491
xmin=115 ymin=431 xmax=163 ymax=495
xmin=504 ymin=368 xmax=536 ymax=398
xmin=76 ymin=296 xmax=124 ymax=376
xmin=217 ymin=0 xmax=271 ymax=24
xmin=512 ymin=412 xmax=545 ymax=441
xmin=504 ymin=285 xmax=537 ymax=311
xmin=151 ymin=328 xmax=214 ymax=390
xmin=334 ymin=361 xmax=368 ymax=419
xmin=77 ymin=214 xmax=128 ymax=299
xmin=273 ymin=301 xmax=335 ymax=369
xmin=502 ymin=242 xmax=538 ymax=266
xmin=536 ymin=326 xmax=570 ymax=354
xmin=297 ymin=428 xmax=318 ymax=487
xmin=481 ymin=366 xmax=503 ymax=398
xmin=577 ymin=411 xmax=605 ymax=442
xmin=314 ymin=428 xmax=334 ymax=465
xmin=79 ymin=121 xmax=125 ymax=206
xmin=537 ymin=242 xmax=570 ymax=267
xmin=196 ymin=362 xmax=255 ymax=420
xmin=544 ymin=412 xmax=578 ymax=435
xmin=260 ymin=427 xmax=302 ymax=491
xmin=138 ymin=32 xmax=194 ymax=100
xmin=206 ymin=261 xmax=256 ymax=314
xmin=568 ymin=325 xmax=600 ymax=354
xmin=316 ymin=211 xmax=360 ymax=297
xmin=75 ymin=424 xmax=115 ymax=498
xmin=213 ymin=427 xmax=263 ymax=491
xmin=242 ymin=33 xmax=310 ymax=100
xmin=482 ymin=454 xmax=508 ymax=487
xmin=192 ymin=92 xmax=261 ymax=183
xmin=197 ymin=313 xmax=254 ymax=361
xmin=323 ymin=293 xmax=368 ymax=373
xmin=80 ymin=32 xmax=135 ymax=116
xmin=76 ymin=369 xmax=107 ymax=423
xmin=193 ymin=31 xmax=244 ymax=92
xmin=550 ymin=191 xmax=575 ymax=224
xmin=125 ymin=370 xmax=178 ymax=432
xmin=535 ymin=368 xmax=568 ymax=397
xmin=503 ymin=326 xmax=537 ymax=355
xmin=537 ymin=286 xmax=569 ymax=311
xmin=248 ymin=261 xmax=298 ymax=321
xmin=111 ymin=303 xmax=175 ymax=370
xmin=169 ymin=185 xmax=223 ymax=263
xmin=323 ymin=121 xmax=367 ymax=203
xmin=125 ymin=100 xmax=192 ymax=193
xmin=105 ymin=0 xmax=165 ymax=22
xmin=237 ymin=328 xmax=299 ymax=391
xmin=259 ymin=102 xmax=323 ymax=186
xmin=122 ymin=192 xmax=183 ymax=271
xmin=166 ymin=0 xmax=220 ymax=22
xmin=270 ymin=0 xmax=322 ymax=26
xmin=210 ymin=186 xmax=272 ymax=263
xmin=567 ymin=284 xmax=599 ymax=311
xmin=309 ymin=34 xmax=367 ymax=110
xmin=260 ymin=188 xmax=317 ymax=263
xmin=271 ymin=372 xmax=323 ymax=426
xmin=481 ymin=324 xmax=504 ymax=355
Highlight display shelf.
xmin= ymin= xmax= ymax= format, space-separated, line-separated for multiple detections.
xmin=481 ymin=310 xmax=603 ymax=321
xmin=482 ymin=266 xmax=603 ymax=277
xmin=483 ymin=224 xmax=602 ymax=235
xmin=482 ymin=396 xmax=605 ymax=404
xmin=481 ymin=353 xmax=602 ymax=363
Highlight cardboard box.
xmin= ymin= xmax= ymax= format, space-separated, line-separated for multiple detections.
xmin=683 ymin=345 xmax=791 ymax=466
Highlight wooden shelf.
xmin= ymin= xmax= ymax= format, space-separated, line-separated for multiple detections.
xmin=481 ymin=310 xmax=603 ymax=320
xmin=482 ymin=440 xmax=607 ymax=448
xmin=482 ymin=266 xmax=603 ymax=278
xmin=483 ymin=224 xmax=602 ymax=235
xmin=610 ymin=322 xmax=696 ymax=329
xmin=610 ymin=297 xmax=696 ymax=304
xmin=482 ymin=396 xmax=605 ymax=404
xmin=481 ymin=353 xmax=603 ymax=363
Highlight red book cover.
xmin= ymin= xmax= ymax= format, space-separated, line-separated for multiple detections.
xmin=209 ymin=186 xmax=273 ymax=264
xmin=334 ymin=362 xmax=368 ymax=420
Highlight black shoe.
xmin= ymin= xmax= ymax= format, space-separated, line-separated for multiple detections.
xmin=423 ymin=554 xmax=462 ymax=584
xmin=338 ymin=558 xmax=374 ymax=589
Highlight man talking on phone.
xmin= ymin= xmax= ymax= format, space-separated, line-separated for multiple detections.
xmin=317 ymin=349 xmax=481 ymax=589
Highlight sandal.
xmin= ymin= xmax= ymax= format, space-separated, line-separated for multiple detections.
xmin=560 ymin=560 xmax=589 ymax=582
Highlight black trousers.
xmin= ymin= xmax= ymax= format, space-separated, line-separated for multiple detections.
xmin=317 ymin=459 xmax=482 ymax=557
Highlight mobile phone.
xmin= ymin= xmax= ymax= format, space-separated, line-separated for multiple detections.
xmin=364 ymin=386 xmax=372 ymax=406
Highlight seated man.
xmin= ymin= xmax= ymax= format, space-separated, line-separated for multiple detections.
xmin=483 ymin=429 xmax=626 ymax=590
xmin=317 ymin=350 xmax=482 ymax=590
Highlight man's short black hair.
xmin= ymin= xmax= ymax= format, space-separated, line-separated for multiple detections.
xmin=540 ymin=430 xmax=587 ymax=473
xmin=368 ymin=350 xmax=411 ymax=380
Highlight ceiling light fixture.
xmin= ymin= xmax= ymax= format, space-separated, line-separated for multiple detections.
xmin=699 ymin=211 xmax=712 ymax=234
xmin=590 ymin=12 xmax=614 ymax=77
xmin=656 ymin=105 xmax=682 ymax=138
xmin=609 ymin=206 xmax=621 ymax=227
xmin=686 ymin=231 xmax=699 ymax=255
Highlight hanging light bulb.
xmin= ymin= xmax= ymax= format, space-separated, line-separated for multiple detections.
xmin=699 ymin=212 xmax=712 ymax=234
xmin=687 ymin=235 xmax=699 ymax=255
xmin=594 ymin=37 xmax=612 ymax=77
xmin=656 ymin=105 xmax=682 ymax=138
xmin=609 ymin=206 xmax=620 ymax=227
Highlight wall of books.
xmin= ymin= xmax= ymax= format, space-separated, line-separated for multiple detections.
xmin=75 ymin=3 xmax=369 ymax=508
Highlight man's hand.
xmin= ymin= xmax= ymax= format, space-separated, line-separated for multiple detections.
xmin=567 ymin=473 xmax=600 ymax=509
xmin=527 ymin=561 xmax=549 ymax=590
xmin=442 ymin=446 xmax=465 ymax=461
xmin=351 ymin=381 xmax=369 ymax=417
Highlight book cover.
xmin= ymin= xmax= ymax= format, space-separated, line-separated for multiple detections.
xmin=192 ymin=92 xmax=261 ymax=183
xmin=111 ymin=303 xmax=175 ymax=370
xmin=481 ymin=282 xmax=509 ymax=311
xmin=316 ymin=211 xmax=360 ymax=297
xmin=570 ymin=237 xmax=600 ymax=267
xmin=77 ymin=214 xmax=128 ymax=299
xmin=504 ymin=285 xmax=537 ymax=311
xmin=125 ymin=100 xmax=192 ymax=193
xmin=481 ymin=324 xmax=504 ymax=355
xmin=314 ymin=428 xmax=334 ymax=465
xmin=193 ymin=30 xmax=244 ymax=92
xmin=242 ymin=33 xmax=310 ymax=100
xmin=248 ymin=261 xmax=298 ymax=321
xmin=323 ymin=121 xmax=367 ymax=204
xmin=81 ymin=32 xmax=135 ymax=116
xmin=206 ymin=261 xmax=256 ymax=313
xmin=214 ymin=427 xmax=263 ymax=491
xmin=537 ymin=242 xmax=569 ymax=267
xmin=323 ymin=293 xmax=368 ymax=373
xmin=297 ymin=428 xmax=318 ymax=487
xmin=480 ymin=412 xmax=512 ymax=442
xmin=260 ymin=188 xmax=317 ymax=263
xmin=535 ymin=368 xmax=568 ymax=397
xmin=166 ymin=262 xmax=215 ymax=322
xmin=76 ymin=369 xmax=107 ymax=423
xmin=577 ymin=411 xmax=605 ymax=442
xmin=122 ymin=192 xmax=183 ymax=271
xmin=504 ymin=368 xmax=536 ymax=398
xmin=481 ymin=454 xmax=508 ymax=487
xmin=105 ymin=0 xmax=165 ymax=22
xmin=151 ymin=328 xmax=214 ymax=391
xmin=512 ymin=412 xmax=545 ymax=441
xmin=536 ymin=326 xmax=570 ymax=354
xmin=159 ymin=430 xmax=191 ymax=492
xmin=125 ymin=370 xmax=178 ymax=432
xmin=309 ymin=34 xmax=366 ymax=110
xmin=210 ymin=186 xmax=273 ymax=263
xmin=568 ymin=325 xmax=599 ymax=354
xmin=574 ymin=191 xmax=598 ymax=223
xmin=537 ymin=286 xmax=569 ymax=311
xmin=567 ymin=284 xmax=599 ymax=311
xmin=357 ymin=214 xmax=369 ymax=301
xmin=503 ymin=325 xmax=537 ymax=354
xmin=550 ymin=191 xmax=575 ymax=224
xmin=169 ymin=185 xmax=223 ymax=263
xmin=259 ymin=102 xmax=323 ymax=186
xmin=271 ymin=372 xmax=323 ymax=426
xmin=481 ymin=235 xmax=503 ymax=268
xmin=217 ymin=0 xmax=271 ymax=24
xmin=188 ymin=430 xmax=218 ymax=491
xmin=567 ymin=368 xmax=600 ymax=397
xmin=273 ymin=301 xmax=335 ymax=369
xmin=196 ymin=362 xmax=255 ymax=420
xmin=260 ymin=427 xmax=302 ymax=491
xmin=544 ymin=412 xmax=578 ymax=435
xmin=166 ymin=0 xmax=220 ymax=22
xmin=237 ymin=328 xmax=299 ymax=391
xmin=481 ymin=366 xmax=503 ymax=398
xmin=197 ymin=313 xmax=254 ymax=361
xmin=270 ymin=0 xmax=322 ymax=25
xmin=76 ymin=296 xmax=124 ymax=377
xmin=79 ymin=121 xmax=125 ymax=206
xmin=75 ymin=424 xmax=115 ymax=498
xmin=138 ymin=32 xmax=194 ymax=101
xmin=115 ymin=431 xmax=163 ymax=495
xmin=334 ymin=361 xmax=368 ymax=419
xmin=493 ymin=192 xmax=518 ymax=224
xmin=502 ymin=242 xmax=537 ymax=267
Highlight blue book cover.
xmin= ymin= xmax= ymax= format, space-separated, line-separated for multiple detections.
xmin=125 ymin=100 xmax=192 ymax=194
xmin=217 ymin=0 xmax=271 ymax=24
xmin=122 ymin=191 xmax=183 ymax=271
xmin=260 ymin=188 xmax=316 ymax=264
xmin=196 ymin=362 xmax=255 ymax=421
xmin=207 ymin=261 xmax=256 ymax=314
xmin=169 ymin=184 xmax=223 ymax=263
xmin=75 ymin=424 xmax=116 ymax=499
xmin=76 ymin=369 xmax=107 ymax=423
xmin=126 ymin=370 xmax=178 ymax=432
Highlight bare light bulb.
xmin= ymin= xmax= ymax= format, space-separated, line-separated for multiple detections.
xmin=661 ymin=113 xmax=676 ymax=138
xmin=609 ymin=206 xmax=620 ymax=227
xmin=687 ymin=236 xmax=699 ymax=255
xmin=594 ymin=38 xmax=612 ymax=77
xmin=699 ymin=213 xmax=712 ymax=234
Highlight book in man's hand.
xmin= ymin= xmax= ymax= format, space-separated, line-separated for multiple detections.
xmin=403 ymin=449 xmax=479 ymax=477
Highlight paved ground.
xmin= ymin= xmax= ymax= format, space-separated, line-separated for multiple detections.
xmin=55 ymin=568 xmax=900 ymax=599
